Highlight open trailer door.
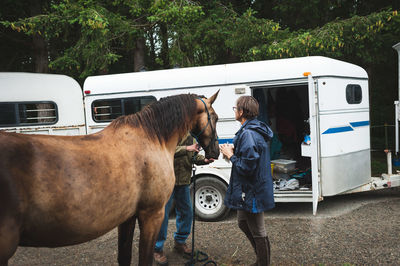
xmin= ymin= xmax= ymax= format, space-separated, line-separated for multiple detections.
xmin=307 ymin=74 xmax=321 ymax=215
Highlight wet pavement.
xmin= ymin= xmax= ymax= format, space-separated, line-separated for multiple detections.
xmin=9 ymin=187 xmax=400 ymax=265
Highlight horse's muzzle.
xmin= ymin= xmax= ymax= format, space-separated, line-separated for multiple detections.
xmin=204 ymin=142 xmax=220 ymax=159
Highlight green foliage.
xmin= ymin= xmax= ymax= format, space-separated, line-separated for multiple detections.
xmin=1 ymin=1 xmax=128 ymax=78
xmin=1 ymin=0 xmax=204 ymax=79
xmin=167 ymin=2 xmax=233 ymax=66
xmin=147 ymin=0 xmax=203 ymax=25
xmin=246 ymin=9 xmax=400 ymax=63
xmin=252 ymin=0 xmax=399 ymax=30
xmin=167 ymin=4 xmax=288 ymax=67
xmin=224 ymin=9 xmax=289 ymax=60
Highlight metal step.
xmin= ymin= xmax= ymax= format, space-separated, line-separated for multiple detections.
xmin=274 ymin=190 xmax=313 ymax=202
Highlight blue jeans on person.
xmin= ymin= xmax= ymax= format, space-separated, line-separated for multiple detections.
xmin=154 ymin=185 xmax=193 ymax=252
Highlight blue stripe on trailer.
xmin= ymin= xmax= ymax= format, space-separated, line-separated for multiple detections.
xmin=349 ymin=121 xmax=369 ymax=127
xmin=218 ymin=138 xmax=233 ymax=144
xmin=322 ymin=126 xmax=354 ymax=134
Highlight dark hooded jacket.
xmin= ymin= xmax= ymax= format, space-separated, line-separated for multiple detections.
xmin=224 ymin=119 xmax=275 ymax=213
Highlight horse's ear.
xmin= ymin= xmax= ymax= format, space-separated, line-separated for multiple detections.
xmin=208 ymin=90 xmax=220 ymax=105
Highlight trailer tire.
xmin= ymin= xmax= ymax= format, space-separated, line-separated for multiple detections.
xmin=191 ymin=176 xmax=230 ymax=221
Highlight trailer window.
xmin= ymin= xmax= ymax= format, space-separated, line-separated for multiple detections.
xmin=0 ymin=102 xmax=58 ymax=127
xmin=0 ymin=103 xmax=17 ymax=125
xmin=92 ymin=96 xmax=156 ymax=122
xmin=346 ymin=84 xmax=362 ymax=104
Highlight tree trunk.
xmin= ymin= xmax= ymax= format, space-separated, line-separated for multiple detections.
xmin=134 ymin=37 xmax=146 ymax=72
xmin=32 ymin=34 xmax=48 ymax=73
xmin=148 ymin=30 xmax=156 ymax=67
xmin=30 ymin=0 xmax=49 ymax=73
xmin=160 ymin=23 xmax=169 ymax=69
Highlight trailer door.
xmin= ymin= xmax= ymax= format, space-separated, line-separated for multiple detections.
xmin=317 ymin=77 xmax=371 ymax=196
xmin=307 ymin=74 xmax=321 ymax=215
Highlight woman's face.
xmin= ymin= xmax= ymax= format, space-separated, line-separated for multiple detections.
xmin=233 ymin=104 xmax=243 ymax=121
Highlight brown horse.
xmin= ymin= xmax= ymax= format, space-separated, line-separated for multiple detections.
xmin=0 ymin=92 xmax=220 ymax=266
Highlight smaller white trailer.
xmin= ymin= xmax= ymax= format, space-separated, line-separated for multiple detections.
xmin=1 ymin=55 xmax=399 ymax=220
xmin=0 ymin=72 xmax=85 ymax=135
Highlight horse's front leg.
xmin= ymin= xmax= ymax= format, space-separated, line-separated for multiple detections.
xmin=118 ymin=216 xmax=137 ymax=266
xmin=137 ymin=208 xmax=165 ymax=266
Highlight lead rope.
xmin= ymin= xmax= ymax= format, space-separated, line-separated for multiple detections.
xmin=184 ymin=153 xmax=217 ymax=266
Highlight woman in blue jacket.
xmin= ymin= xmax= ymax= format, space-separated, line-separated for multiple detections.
xmin=220 ymin=96 xmax=274 ymax=266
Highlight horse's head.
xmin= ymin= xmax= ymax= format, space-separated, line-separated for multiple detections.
xmin=191 ymin=91 xmax=220 ymax=159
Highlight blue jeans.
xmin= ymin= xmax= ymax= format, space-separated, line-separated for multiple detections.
xmin=154 ymin=185 xmax=193 ymax=252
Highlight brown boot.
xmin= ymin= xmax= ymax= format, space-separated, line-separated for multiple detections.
xmin=174 ymin=241 xmax=192 ymax=255
xmin=254 ymin=236 xmax=271 ymax=266
xmin=153 ymin=250 xmax=168 ymax=265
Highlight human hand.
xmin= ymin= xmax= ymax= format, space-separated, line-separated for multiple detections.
xmin=186 ymin=143 xmax=200 ymax=152
xmin=219 ymin=144 xmax=234 ymax=160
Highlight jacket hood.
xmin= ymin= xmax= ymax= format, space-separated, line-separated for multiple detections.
xmin=244 ymin=119 xmax=273 ymax=141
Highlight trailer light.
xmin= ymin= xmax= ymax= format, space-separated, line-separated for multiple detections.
xmin=303 ymin=72 xmax=311 ymax=76
xmin=84 ymin=90 xmax=91 ymax=94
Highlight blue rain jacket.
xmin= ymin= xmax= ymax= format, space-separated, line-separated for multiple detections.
xmin=224 ymin=119 xmax=275 ymax=213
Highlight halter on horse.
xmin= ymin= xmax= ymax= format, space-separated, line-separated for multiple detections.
xmin=191 ymin=97 xmax=218 ymax=153
xmin=0 ymin=91 xmax=219 ymax=266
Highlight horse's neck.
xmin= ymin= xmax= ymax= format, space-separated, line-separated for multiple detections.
xmin=104 ymin=109 xmax=197 ymax=155
xmin=104 ymin=125 xmax=182 ymax=157
xmin=164 ymin=133 xmax=180 ymax=155
xmin=162 ymin=119 xmax=195 ymax=156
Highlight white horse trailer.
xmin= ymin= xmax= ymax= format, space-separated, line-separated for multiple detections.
xmin=82 ymin=56 xmax=400 ymax=219
xmin=0 ymin=72 xmax=85 ymax=135
xmin=2 ymin=56 xmax=399 ymax=220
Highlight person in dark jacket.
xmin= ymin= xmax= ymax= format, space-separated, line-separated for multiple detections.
xmin=220 ymin=96 xmax=274 ymax=266
xmin=153 ymin=133 xmax=214 ymax=265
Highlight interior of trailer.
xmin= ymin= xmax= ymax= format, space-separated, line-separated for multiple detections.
xmin=253 ymin=84 xmax=312 ymax=192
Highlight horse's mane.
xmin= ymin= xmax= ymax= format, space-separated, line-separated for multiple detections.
xmin=110 ymin=94 xmax=199 ymax=143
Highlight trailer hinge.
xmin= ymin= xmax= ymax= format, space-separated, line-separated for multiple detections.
xmin=314 ymin=81 xmax=318 ymax=103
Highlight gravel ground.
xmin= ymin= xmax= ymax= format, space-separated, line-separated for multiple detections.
xmin=9 ymin=187 xmax=400 ymax=265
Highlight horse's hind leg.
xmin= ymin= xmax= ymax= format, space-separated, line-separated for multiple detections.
xmin=137 ymin=208 xmax=165 ymax=266
xmin=0 ymin=175 xmax=21 ymax=266
xmin=0 ymin=216 xmax=20 ymax=266
xmin=118 ymin=216 xmax=137 ymax=266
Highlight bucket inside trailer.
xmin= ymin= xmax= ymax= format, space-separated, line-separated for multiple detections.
xmin=253 ymin=84 xmax=313 ymax=195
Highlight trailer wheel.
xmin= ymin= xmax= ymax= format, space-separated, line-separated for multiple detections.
xmin=191 ymin=176 xmax=230 ymax=221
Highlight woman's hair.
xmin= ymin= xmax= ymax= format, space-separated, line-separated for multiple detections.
xmin=236 ymin=96 xmax=259 ymax=119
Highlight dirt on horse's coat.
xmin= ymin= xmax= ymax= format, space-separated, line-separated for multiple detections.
xmin=0 ymin=92 xmax=220 ymax=266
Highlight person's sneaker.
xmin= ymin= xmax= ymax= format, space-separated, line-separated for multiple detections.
xmin=153 ymin=250 xmax=168 ymax=265
xmin=174 ymin=241 xmax=192 ymax=255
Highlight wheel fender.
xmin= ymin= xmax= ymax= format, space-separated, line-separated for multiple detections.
xmin=192 ymin=166 xmax=230 ymax=185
